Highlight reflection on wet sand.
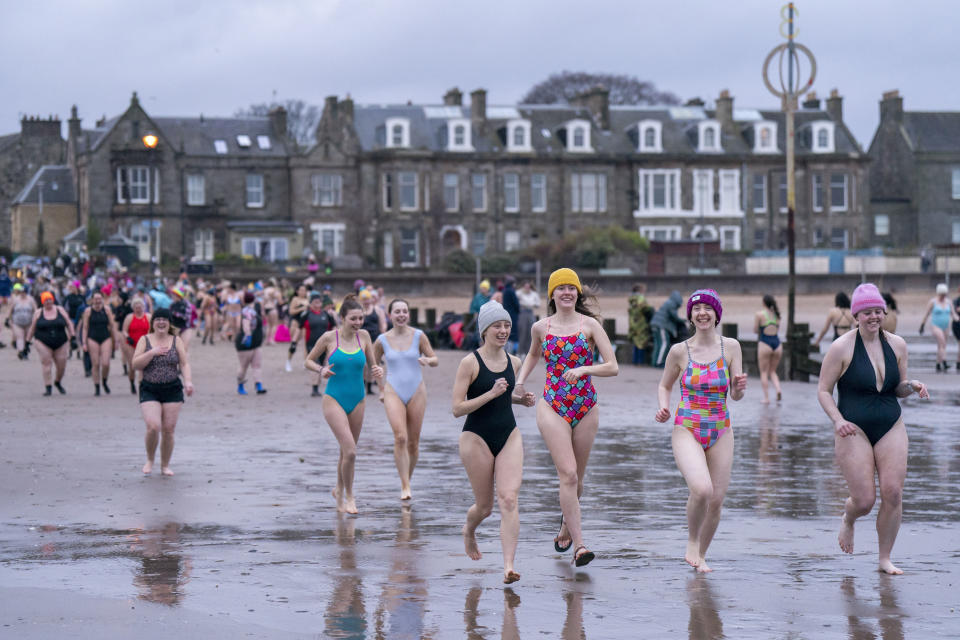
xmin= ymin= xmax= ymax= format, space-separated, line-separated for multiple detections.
xmin=841 ymin=575 xmax=905 ymax=640
xmin=325 ymin=515 xmax=367 ymax=639
xmin=463 ymin=586 xmax=522 ymax=640
xmin=374 ymin=506 xmax=430 ymax=640
xmin=686 ymin=574 xmax=723 ymax=640
xmin=129 ymin=522 xmax=192 ymax=606
xmin=560 ymin=589 xmax=586 ymax=640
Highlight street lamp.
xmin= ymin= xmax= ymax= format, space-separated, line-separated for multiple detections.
xmin=142 ymin=133 xmax=159 ymax=264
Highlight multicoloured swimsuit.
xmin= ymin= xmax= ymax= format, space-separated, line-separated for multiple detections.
xmin=674 ymin=338 xmax=730 ymax=449
xmin=541 ymin=316 xmax=597 ymax=428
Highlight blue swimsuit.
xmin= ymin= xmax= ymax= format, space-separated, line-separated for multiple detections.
xmin=377 ymin=330 xmax=423 ymax=405
xmin=325 ymin=330 xmax=367 ymax=414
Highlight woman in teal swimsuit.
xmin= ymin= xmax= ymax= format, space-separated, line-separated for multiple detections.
xmin=305 ymin=294 xmax=383 ymax=514
xmin=920 ymin=283 xmax=960 ymax=372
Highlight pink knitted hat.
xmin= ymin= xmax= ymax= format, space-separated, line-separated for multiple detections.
xmin=687 ymin=288 xmax=722 ymax=325
xmin=850 ymin=283 xmax=886 ymax=316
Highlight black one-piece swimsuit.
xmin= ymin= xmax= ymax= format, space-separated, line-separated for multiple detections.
xmin=463 ymin=351 xmax=516 ymax=457
xmin=837 ymin=332 xmax=901 ymax=446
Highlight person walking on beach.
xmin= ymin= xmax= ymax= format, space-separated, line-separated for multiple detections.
xmin=80 ymin=290 xmax=118 ymax=396
xmin=374 ymin=298 xmax=438 ymax=500
xmin=303 ymin=292 xmax=337 ymax=397
xmin=515 ymin=268 xmax=619 ymax=567
xmin=655 ymin=289 xmax=747 ymax=573
xmin=813 ymin=292 xmax=855 ymax=347
xmin=453 ymin=300 xmax=536 ymax=584
xmin=27 ymin=291 xmax=75 ymax=395
xmin=132 ymin=308 xmax=194 ymax=476
xmin=628 ymin=283 xmax=653 ymax=365
xmin=919 ymin=283 xmax=959 ymax=372
xmin=516 ymin=280 xmax=540 ymax=357
xmin=285 ymin=283 xmax=310 ymax=372
xmin=9 ymin=283 xmax=36 ymax=360
xmin=650 ymin=291 xmax=685 ymax=368
xmin=234 ymin=291 xmax=267 ymax=395
xmin=304 ymin=294 xmax=383 ymax=514
xmin=121 ymin=297 xmax=150 ymax=394
xmin=754 ymin=295 xmax=783 ymax=403
xmin=817 ymin=283 xmax=928 ymax=574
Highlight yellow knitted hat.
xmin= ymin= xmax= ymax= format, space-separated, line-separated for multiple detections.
xmin=547 ymin=268 xmax=582 ymax=298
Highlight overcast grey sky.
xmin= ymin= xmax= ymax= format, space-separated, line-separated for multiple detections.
xmin=2 ymin=0 xmax=956 ymax=147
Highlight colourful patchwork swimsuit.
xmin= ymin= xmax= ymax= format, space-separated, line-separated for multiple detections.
xmin=674 ymin=338 xmax=730 ymax=449
xmin=541 ymin=316 xmax=598 ymax=428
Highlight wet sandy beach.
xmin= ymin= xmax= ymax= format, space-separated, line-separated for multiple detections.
xmin=1 ymin=331 xmax=959 ymax=638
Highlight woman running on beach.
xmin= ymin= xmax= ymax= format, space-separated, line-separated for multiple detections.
xmin=132 ymin=308 xmax=194 ymax=476
xmin=80 ymin=291 xmax=118 ymax=396
xmin=515 ymin=268 xmax=619 ymax=567
xmin=817 ymin=283 xmax=928 ymax=574
xmin=234 ymin=291 xmax=266 ymax=395
xmin=655 ymin=289 xmax=747 ymax=573
xmin=754 ymin=294 xmax=783 ymax=403
xmin=220 ymin=283 xmax=242 ymax=340
xmin=453 ymin=300 xmax=536 ymax=584
xmin=10 ymin=283 xmax=36 ymax=360
xmin=121 ymin=297 xmax=151 ymax=394
xmin=813 ymin=292 xmax=855 ymax=347
xmin=27 ymin=291 xmax=75 ymax=395
xmin=304 ymin=294 xmax=383 ymax=514
xmin=285 ymin=284 xmax=310 ymax=372
xmin=919 ymin=283 xmax=959 ymax=372
xmin=199 ymin=288 xmax=219 ymax=345
xmin=374 ymin=298 xmax=439 ymax=500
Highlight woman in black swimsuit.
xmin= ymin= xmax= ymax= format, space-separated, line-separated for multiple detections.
xmin=452 ymin=300 xmax=535 ymax=584
xmin=26 ymin=291 xmax=75 ymax=396
xmin=817 ymin=283 xmax=928 ymax=575
xmin=81 ymin=291 xmax=118 ymax=396
xmin=813 ymin=292 xmax=855 ymax=347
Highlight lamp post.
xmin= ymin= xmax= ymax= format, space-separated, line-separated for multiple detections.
xmin=142 ymin=134 xmax=159 ymax=264
xmin=762 ymin=2 xmax=816 ymax=379
xmin=37 ymin=179 xmax=45 ymax=256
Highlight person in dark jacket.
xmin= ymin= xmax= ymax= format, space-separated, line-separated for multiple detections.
xmin=650 ymin=291 xmax=685 ymax=367
xmin=501 ymin=276 xmax=520 ymax=354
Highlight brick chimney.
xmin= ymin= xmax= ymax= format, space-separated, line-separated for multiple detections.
xmin=68 ymin=105 xmax=81 ymax=141
xmin=802 ymin=92 xmax=820 ymax=110
xmin=339 ymin=94 xmax=354 ymax=125
xmin=826 ymin=89 xmax=843 ymax=121
xmin=20 ymin=115 xmax=62 ymax=139
xmin=444 ymin=87 xmax=463 ymax=106
xmin=269 ymin=105 xmax=287 ymax=138
xmin=573 ymin=85 xmax=610 ymax=130
xmin=470 ymin=89 xmax=486 ymax=125
xmin=715 ymin=89 xmax=734 ymax=133
xmin=880 ymin=90 xmax=902 ymax=123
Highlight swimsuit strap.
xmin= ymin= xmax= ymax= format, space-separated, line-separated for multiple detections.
xmin=684 ymin=339 xmax=693 ymax=363
xmin=720 ymin=336 xmax=725 ymax=360
xmin=356 ymin=332 xmax=361 ymax=349
xmin=545 ymin=317 xmax=551 ymax=334
xmin=335 ymin=329 xmax=339 ymax=349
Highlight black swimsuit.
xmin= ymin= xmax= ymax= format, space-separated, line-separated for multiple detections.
xmin=462 ymin=351 xmax=516 ymax=457
xmin=87 ymin=308 xmax=111 ymax=344
xmin=35 ymin=311 xmax=69 ymax=350
xmin=837 ymin=331 xmax=901 ymax=446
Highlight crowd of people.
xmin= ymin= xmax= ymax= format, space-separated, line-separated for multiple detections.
xmin=0 ymin=257 xmax=947 ymax=583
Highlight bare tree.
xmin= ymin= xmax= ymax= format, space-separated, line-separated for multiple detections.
xmin=521 ymin=71 xmax=680 ymax=106
xmin=235 ymin=99 xmax=320 ymax=151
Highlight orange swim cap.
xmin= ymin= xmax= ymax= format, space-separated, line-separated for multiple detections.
xmin=40 ymin=291 xmax=55 ymax=304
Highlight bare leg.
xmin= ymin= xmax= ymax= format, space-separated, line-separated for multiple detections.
xmin=236 ymin=350 xmax=253 ymax=384
xmin=97 ymin=339 xmax=112 ymax=384
xmin=932 ymin=326 xmax=947 ymax=363
xmin=671 ymin=427 xmax=713 ymax=568
xmin=692 ymin=429 xmax=734 ymax=572
xmin=13 ymin=325 xmax=26 ymax=352
xmin=404 ymin=385 xmax=427 ymax=480
xmin=769 ymin=345 xmax=783 ymax=398
xmin=835 ymin=430 xmax=878 ymax=556
xmin=494 ymin=430 xmax=523 ymax=583
xmin=159 ymin=402 xmax=183 ymax=476
xmin=53 ymin=344 xmax=69 ymax=384
xmin=141 ymin=401 xmax=162 ymax=474
xmin=874 ymin=423 xmax=908 ymax=574
xmin=757 ymin=342 xmax=771 ymax=403
xmin=458 ymin=431 xmax=495 ymax=561
xmin=87 ymin=339 xmax=102 ymax=385
xmin=35 ymin=341 xmax=54 ymax=386
xmin=322 ymin=395 xmax=364 ymax=514
xmin=383 ymin=387 xmax=413 ymax=499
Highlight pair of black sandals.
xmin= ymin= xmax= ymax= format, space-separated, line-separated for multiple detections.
xmin=554 ymin=515 xmax=595 ymax=567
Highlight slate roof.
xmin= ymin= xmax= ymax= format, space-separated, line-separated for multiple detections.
xmin=902 ymin=112 xmax=960 ymax=153
xmin=13 ymin=165 xmax=76 ymax=205
xmin=0 ymin=132 xmax=19 ymax=153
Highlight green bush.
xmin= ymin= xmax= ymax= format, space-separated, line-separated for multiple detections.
xmin=442 ymin=248 xmax=477 ymax=273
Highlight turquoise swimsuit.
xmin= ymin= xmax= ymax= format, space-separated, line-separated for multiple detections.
xmin=325 ymin=329 xmax=367 ymax=414
xmin=931 ymin=300 xmax=951 ymax=330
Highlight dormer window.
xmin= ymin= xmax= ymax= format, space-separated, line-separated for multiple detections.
xmin=385 ymin=117 xmax=411 ymax=148
xmin=447 ymin=118 xmax=473 ymax=151
xmin=213 ymin=139 xmax=228 ymax=154
xmin=698 ymin=121 xmax=721 ymax=152
xmin=753 ymin=122 xmax=778 ymax=153
xmin=236 ymin=135 xmax=251 ymax=148
xmin=638 ymin=120 xmax=662 ymax=152
xmin=565 ymin=119 xmax=592 ymax=152
xmin=506 ymin=119 xmax=532 ymax=152
xmin=811 ymin=121 xmax=835 ymax=153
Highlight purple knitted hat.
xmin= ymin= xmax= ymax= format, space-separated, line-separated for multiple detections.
xmin=687 ymin=289 xmax=722 ymax=325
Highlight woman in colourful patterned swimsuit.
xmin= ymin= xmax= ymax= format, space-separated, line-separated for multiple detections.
xmin=655 ymin=289 xmax=747 ymax=573
xmin=515 ymin=268 xmax=618 ymax=567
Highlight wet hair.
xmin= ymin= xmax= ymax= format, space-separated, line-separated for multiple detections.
xmin=547 ymin=286 xmax=600 ymax=320
xmin=339 ymin=293 xmax=362 ymax=319
xmin=388 ymin=298 xmax=409 ymax=314
xmin=762 ymin=294 xmax=780 ymax=320
xmin=834 ymin=292 xmax=851 ymax=309
xmin=882 ymin=292 xmax=898 ymax=312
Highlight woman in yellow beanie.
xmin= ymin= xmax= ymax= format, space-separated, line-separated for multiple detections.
xmin=515 ymin=268 xmax=619 ymax=567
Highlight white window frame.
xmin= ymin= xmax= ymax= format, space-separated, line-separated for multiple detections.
xmin=399 ymin=228 xmax=420 ymax=267
xmin=471 ymin=173 xmax=487 ymax=212
xmin=570 ymin=173 xmax=607 ymax=213
xmin=506 ymin=119 xmax=532 ymax=152
xmin=504 ymin=173 xmax=520 ymax=212
xmin=753 ymin=122 xmax=778 ymax=153
xmin=812 ymin=174 xmax=824 ymax=211
xmin=690 ymin=224 xmax=719 ymax=240
xmin=236 ymin=135 xmax=251 ymax=148
xmin=246 ymin=174 xmax=264 ymax=208
xmin=447 ymin=118 xmax=473 ymax=151
xmin=443 ymin=174 xmax=459 ymax=211
xmin=830 ymin=173 xmax=848 ymax=212
xmin=531 ymin=173 xmax=547 ymax=212
xmin=565 ymin=118 xmax=592 ymax=152
xmin=638 ymin=169 xmax=681 ymax=212
xmin=385 ymin=117 xmax=411 ymax=148
xmin=698 ymin=120 xmax=722 ymax=152
xmin=311 ymin=173 xmax=343 ymax=207
xmin=752 ymin=173 xmax=766 ymax=213
xmin=398 ymin=171 xmax=418 ymax=211
xmin=214 ymin=139 xmax=228 ymax=154
xmin=952 ymin=168 xmax=960 ymax=199
xmin=830 ymin=227 xmax=849 ymax=249
xmin=310 ymin=222 xmax=345 ymax=257
xmin=256 ymin=135 xmax=271 ymax=150
xmin=241 ymin=237 xmax=259 ymax=257
xmin=718 ymin=169 xmax=740 ymax=213
xmin=811 ymin=121 xmax=836 ymax=153
xmin=693 ymin=169 xmax=715 ymax=214
xmin=121 ymin=166 xmax=150 ymax=204
xmin=719 ymin=225 xmax=742 ymax=251
xmin=639 ymin=225 xmax=682 ymax=241
xmin=186 ymin=174 xmax=205 ymax=206
xmin=271 ymin=238 xmax=288 ymax=261
xmin=193 ymin=228 xmax=214 ymax=260
xmin=874 ymin=214 xmax=890 ymax=236
xmin=504 ymin=230 xmax=521 ymax=251
xmin=638 ymin=119 xmax=662 ymax=152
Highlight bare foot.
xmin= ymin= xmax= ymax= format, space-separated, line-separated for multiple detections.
xmin=503 ymin=570 xmax=520 ymax=584
xmin=696 ymin=558 xmax=713 ymax=573
xmin=761 ymin=397 xmax=770 ymax=404
xmin=555 ymin=520 xmax=572 ymax=551
xmin=338 ymin=495 xmax=358 ymax=515
xmin=161 ymin=466 xmax=174 ymax=476
xmin=685 ymin=540 xmax=700 ymax=567
xmin=838 ymin=513 xmax=855 ymax=554
xmin=879 ymin=560 xmax=903 ymax=575
xmin=400 ymin=487 xmax=412 ymax=500
xmin=463 ymin=524 xmax=482 ymax=560
xmin=142 ymin=461 xmax=153 ymax=475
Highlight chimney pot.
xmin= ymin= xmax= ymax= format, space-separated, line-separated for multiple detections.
xmin=444 ymin=88 xmax=463 ymax=106
xmin=826 ymin=89 xmax=843 ymax=122
xmin=715 ymin=90 xmax=734 ymax=133
xmin=880 ymin=90 xmax=903 ymax=123
xmin=470 ymin=89 xmax=487 ymax=124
